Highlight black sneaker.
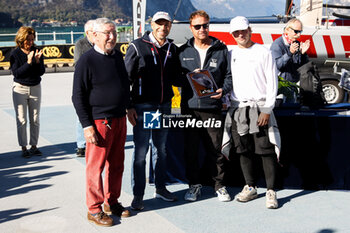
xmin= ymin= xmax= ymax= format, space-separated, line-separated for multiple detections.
xmin=76 ymin=148 xmax=85 ymax=157
xmin=154 ymin=188 xmax=177 ymax=202
xmin=22 ymin=150 xmax=31 ymax=158
xmin=29 ymin=148 xmax=42 ymax=156
xmin=131 ymin=196 xmax=144 ymax=211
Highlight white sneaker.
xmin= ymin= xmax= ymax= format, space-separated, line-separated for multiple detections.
xmin=184 ymin=184 xmax=202 ymax=201
xmin=266 ymin=189 xmax=278 ymax=209
xmin=235 ymin=185 xmax=258 ymax=202
xmin=216 ymin=186 xmax=231 ymax=202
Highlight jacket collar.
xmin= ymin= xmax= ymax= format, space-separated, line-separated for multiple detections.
xmin=142 ymin=31 xmax=174 ymax=46
xmin=187 ymin=36 xmax=221 ymax=49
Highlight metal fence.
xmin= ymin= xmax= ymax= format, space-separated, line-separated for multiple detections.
xmin=0 ymin=30 xmax=132 ymax=45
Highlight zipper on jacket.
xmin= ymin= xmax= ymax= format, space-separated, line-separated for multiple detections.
xmin=151 ymin=48 xmax=157 ymax=65
xmin=153 ymin=46 xmax=164 ymax=103
xmin=144 ymin=39 xmax=164 ymax=104
xmin=139 ymin=77 xmax=142 ymax=95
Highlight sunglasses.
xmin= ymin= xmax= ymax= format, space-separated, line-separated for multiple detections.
xmin=289 ymin=27 xmax=302 ymax=34
xmin=192 ymin=23 xmax=209 ymax=30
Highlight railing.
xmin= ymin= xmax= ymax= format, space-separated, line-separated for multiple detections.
xmin=0 ymin=31 xmax=85 ymax=44
xmin=35 ymin=31 xmax=85 ymax=44
xmin=0 ymin=30 xmax=132 ymax=45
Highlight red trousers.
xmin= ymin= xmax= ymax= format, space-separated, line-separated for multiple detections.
xmin=85 ymin=116 xmax=126 ymax=214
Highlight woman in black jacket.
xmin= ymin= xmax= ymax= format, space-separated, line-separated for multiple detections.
xmin=10 ymin=26 xmax=45 ymax=158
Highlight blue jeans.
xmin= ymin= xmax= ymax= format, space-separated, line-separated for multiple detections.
xmin=131 ymin=102 xmax=171 ymax=196
xmin=149 ymin=138 xmax=158 ymax=184
xmin=76 ymin=117 xmax=86 ymax=149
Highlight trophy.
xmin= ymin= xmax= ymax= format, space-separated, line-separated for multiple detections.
xmin=186 ymin=70 xmax=218 ymax=98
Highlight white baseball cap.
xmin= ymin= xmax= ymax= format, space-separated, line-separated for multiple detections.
xmin=229 ymin=16 xmax=249 ymax=33
xmin=152 ymin=11 xmax=172 ymax=22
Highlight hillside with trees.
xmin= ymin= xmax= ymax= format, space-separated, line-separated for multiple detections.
xmin=0 ymin=0 xmax=131 ymax=27
xmin=0 ymin=0 xmax=197 ymax=27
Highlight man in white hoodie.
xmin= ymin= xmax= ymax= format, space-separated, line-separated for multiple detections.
xmin=228 ymin=16 xmax=279 ymax=209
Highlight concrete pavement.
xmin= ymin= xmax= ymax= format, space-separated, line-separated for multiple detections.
xmin=0 ymin=72 xmax=350 ymax=233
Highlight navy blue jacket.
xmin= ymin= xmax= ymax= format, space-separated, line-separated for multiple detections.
xmin=124 ymin=31 xmax=180 ymax=107
xmin=270 ymin=36 xmax=309 ymax=83
xmin=178 ymin=36 xmax=232 ymax=109
xmin=72 ymin=48 xmax=130 ymax=128
xmin=10 ymin=47 xmax=45 ymax=86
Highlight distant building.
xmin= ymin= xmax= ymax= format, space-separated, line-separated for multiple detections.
xmin=41 ymin=22 xmax=52 ymax=27
xmin=38 ymin=0 xmax=53 ymax=6
xmin=115 ymin=18 xmax=124 ymax=25
xmin=30 ymin=19 xmax=40 ymax=27
xmin=51 ymin=21 xmax=61 ymax=27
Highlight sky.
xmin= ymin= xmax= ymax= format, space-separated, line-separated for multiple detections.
xmin=190 ymin=0 xmax=350 ymax=18
xmin=191 ymin=0 xmax=286 ymax=18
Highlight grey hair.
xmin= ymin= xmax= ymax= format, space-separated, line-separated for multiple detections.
xmin=84 ymin=20 xmax=95 ymax=33
xmin=93 ymin=18 xmax=116 ymax=32
xmin=284 ymin=18 xmax=303 ymax=31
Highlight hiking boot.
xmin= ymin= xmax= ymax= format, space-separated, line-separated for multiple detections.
xmin=87 ymin=211 xmax=113 ymax=227
xmin=216 ymin=186 xmax=231 ymax=202
xmin=184 ymin=184 xmax=202 ymax=201
xmin=154 ymin=188 xmax=177 ymax=202
xmin=29 ymin=148 xmax=42 ymax=156
xmin=235 ymin=185 xmax=258 ymax=202
xmin=131 ymin=196 xmax=144 ymax=211
xmin=22 ymin=150 xmax=31 ymax=158
xmin=76 ymin=147 xmax=85 ymax=157
xmin=104 ymin=202 xmax=130 ymax=218
xmin=266 ymin=189 xmax=278 ymax=209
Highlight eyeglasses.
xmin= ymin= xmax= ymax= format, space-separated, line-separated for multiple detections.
xmin=192 ymin=23 xmax=209 ymax=30
xmin=96 ymin=31 xmax=117 ymax=37
xmin=289 ymin=27 xmax=302 ymax=34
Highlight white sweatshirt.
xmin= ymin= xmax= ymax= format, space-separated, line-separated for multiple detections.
xmin=230 ymin=43 xmax=278 ymax=114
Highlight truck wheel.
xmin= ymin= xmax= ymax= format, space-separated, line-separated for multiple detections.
xmin=322 ymin=80 xmax=344 ymax=104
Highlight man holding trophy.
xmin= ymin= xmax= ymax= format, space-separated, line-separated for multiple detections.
xmin=178 ymin=10 xmax=232 ymax=202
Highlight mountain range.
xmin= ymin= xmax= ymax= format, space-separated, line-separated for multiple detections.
xmin=1 ymin=0 xmax=349 ymax=28
xmin=0 ymin=0 xmax=196 ymax=27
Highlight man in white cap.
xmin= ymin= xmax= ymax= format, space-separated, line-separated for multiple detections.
xmin=124 ymin=11 xmax=179 ymax=210
xmin=228 ymin=16 xmax=279 ymax=209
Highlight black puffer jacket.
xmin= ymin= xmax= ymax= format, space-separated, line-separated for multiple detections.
xmin=124 ymin=31 xmax=180 ymax=107
xmin=178 ymin=36 xmax=232 ymax=109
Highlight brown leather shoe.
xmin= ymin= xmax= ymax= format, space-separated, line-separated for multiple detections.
xmin=104 ymin=203 xmax=131 ymax=218
xmin=87 ymin=211 xmax=113 ymax=227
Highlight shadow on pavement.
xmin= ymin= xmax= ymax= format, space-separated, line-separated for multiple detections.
xmin=316 ymin=229 xmax=336 ymax=233
xmin=0 ymin=142 xmax=76 ymax=200
xmin=0 ymin=207 xmax=58 ymax=224
xmin=131 ymin=186 xmax=229 ymax=214
xmin=277 ymin=189 xmax=316 ymax=208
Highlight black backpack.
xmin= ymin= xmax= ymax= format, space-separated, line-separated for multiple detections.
xmin=298 ymin=61 xmax=326 ymax=108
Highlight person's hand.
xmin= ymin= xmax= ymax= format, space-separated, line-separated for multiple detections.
xmin=34 ymin=49 xmax=43 ymax=63
xmin=210 ymin=88 xmax=223 ymax=99
xmin=257 ymin=112 xmax=270 ymax=126
xmin=300 ymin=40 xmax=310 ymax=54
xmin=127 ymin=108 xmax=137 ymax=126
xmin=193 ymin=68 xmax=200 ymax=73
xmin=84 ymin=127 xmax=98 ymax=145
xmin=27 ymin=51 xmax=34 ymax=64
xmin=289 ymin=42 xmax=300 ymax=54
